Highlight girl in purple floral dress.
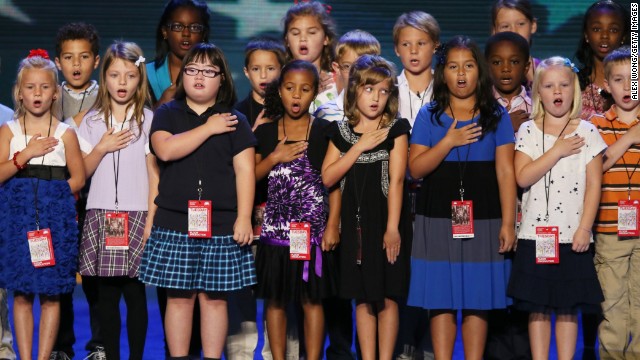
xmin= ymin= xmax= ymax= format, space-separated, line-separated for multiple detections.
xmin=254 ymin=60 xmax=339 ymax=360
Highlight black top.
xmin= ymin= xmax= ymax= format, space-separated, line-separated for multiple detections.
xmin=254 ymin=117 xmax=331 ymax=172
xmin=234 ymin=93 xmax=264 ymax=128
xmin=150 ymin=99 xmax=257 ymax=234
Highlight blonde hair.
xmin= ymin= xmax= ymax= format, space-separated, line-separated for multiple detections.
xmin=89 ymin=41 xmax=150 ymax=137
xmin=12 ymin=56 xmax=61 ymax=119
xmin=335 ymin=30 xmax=381 ymax=61
xmin=392 ymin=11 xmax=440 ymax=46
xmin=344 ymin=55 xmax=398 ymax=128
xmin=531 ymin=56 xmax=582 ymax=121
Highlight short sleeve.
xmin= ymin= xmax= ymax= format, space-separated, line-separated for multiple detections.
xmin=410 ymin=106 xmax=432 ymax=147
xmin=308 ymin=118 xmax=331 ymax=170
xmin=326 ymin=121 xmax=341 ymax=146
xmin=515 ymin=121 xmax=536 ymax=159
xmin=389 ymin=118 xmax=411 ymax=139
xmin=150 ymin=102 xmax=175 ymax=137
xmin=494 ymin=109 xmax=515 ymax=146
xmin=75 ymin=131 xmax=94 ymax=154
xmin=583 ymin=121 xmax=607 ymax=161
xmin=254 ymin=122 xmax=278 ymax=158
xmin=229 ymin=110 xmax=257 ymax=156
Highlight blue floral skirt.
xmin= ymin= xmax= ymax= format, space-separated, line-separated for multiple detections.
xmin=0 ymin=178 xmax=78 ymax=295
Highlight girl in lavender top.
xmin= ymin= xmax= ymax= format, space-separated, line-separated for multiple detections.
xmin=254 ymin=60 xmax=340 ymax=360
xmin=77 ymin=42 xmax=157 ymax=360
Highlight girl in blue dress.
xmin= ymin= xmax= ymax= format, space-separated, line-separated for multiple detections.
xmin=407 ymin=36 xmax=517 ymax=360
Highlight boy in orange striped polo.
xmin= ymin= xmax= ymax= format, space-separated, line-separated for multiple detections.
xmin=591 ymin=46 xmax=640 ymax=360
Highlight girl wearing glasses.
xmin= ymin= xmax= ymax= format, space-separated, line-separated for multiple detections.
xmin=147 ymin=0 xmax=210 ymax=108
xmin=139 ymin=43 xmax=257 ymax=360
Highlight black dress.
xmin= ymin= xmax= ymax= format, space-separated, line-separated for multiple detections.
xmin=328 ymin=118 xmax=412 ymax=302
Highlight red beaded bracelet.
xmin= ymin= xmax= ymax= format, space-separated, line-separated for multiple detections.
xmin=12 ymin=151 xmax=27 ymax=170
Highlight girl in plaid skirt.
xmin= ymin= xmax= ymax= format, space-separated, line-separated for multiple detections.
xmin=139 ymin=43 xmax=257 ymax=360
xmin=76 ymin=42 xmax=156 ymax=360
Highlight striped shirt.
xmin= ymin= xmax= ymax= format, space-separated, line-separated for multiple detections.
xmin=592 ymin=106 xmax=640 ymax=234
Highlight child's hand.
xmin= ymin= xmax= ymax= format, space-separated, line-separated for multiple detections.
xmin=24 ymin=134 xmax=59 ymax=159
xmin=354 ymin=128 xmax=389 ymax=153
xmin=142 ymin=218 xmax=153 ymax=247
xmin=270 ymin=137 xmax=307 ymax=164
xmin=252 ymin=109 xmax=271 ymax=132
xmin=509 ymin=110 xmax=529 ymax=131
xmin=157 ymin=84 xmax=177 ymax=106
xmin=321 ymin=223 xmax=340 ymax=251
xmin=572 ymin=227 xmax=591 ymax=252
xmin=319 ymin=71 xmax=334 ymax=93
xmin=383 ymin=228 xmax=401 ymax=264
xmin=233 ymin=217 xmax=253 ymax=246
xmin=206 ymin=113 xmax=238 ymax=135
xmin=95 ymin=127 xmax=133 ymax=154
xmin=498 ymin=223 xmax=516 ymax=253
xmin=443 ymin=119 xmax=482 ymax=148
xmin=552 ymin=134 xmax=585 ymax=158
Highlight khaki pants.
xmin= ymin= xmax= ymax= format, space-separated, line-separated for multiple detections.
xmin=595 ymin=233 xmax=640 ymax=359
xmin=0 ymin=289 xmax=15 ymax=360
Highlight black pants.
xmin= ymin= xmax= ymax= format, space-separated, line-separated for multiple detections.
xmin=99 ymin=277 xmax=147 ymax=360
xmin=484 ymin=308 xmax=532 ymax=360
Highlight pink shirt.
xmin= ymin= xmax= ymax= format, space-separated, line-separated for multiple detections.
xmin=78 ymin=108 xmax=153 ymax=211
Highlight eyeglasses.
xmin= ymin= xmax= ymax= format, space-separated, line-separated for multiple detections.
xmin=166 ymin=22 xmax=204 ymax=33
xmin=183 ymin=67 xmax=222 ymax=78
xmin=338 ymin=63 xmax=352 ymax=73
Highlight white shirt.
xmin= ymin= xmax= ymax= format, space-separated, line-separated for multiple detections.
xmin=397 ymin=69 xmax=433 ymax=127
xmin=516 ymin=120 xmax=607 ymax=243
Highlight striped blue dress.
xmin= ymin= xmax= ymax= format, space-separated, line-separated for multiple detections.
xmin=407 ymin=103 xmax=514 ymax=310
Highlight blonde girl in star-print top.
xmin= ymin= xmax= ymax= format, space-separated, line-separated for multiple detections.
xmin=508 ymin=56 xmax=606 ymax=360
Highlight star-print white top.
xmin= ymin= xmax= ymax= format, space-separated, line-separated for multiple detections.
xmin=516 ymin=119 xmax=607 ymax=243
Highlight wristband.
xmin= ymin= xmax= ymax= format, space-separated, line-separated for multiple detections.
xmin=578 ymin=226 xmax=592 ymax=234
xmin=12 ymin=151 xmax=27 ymax=170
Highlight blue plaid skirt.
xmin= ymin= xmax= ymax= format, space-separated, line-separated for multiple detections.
xmin=139 ymin=226 xmax=256 ymax=291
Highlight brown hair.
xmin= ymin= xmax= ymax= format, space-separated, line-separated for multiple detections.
xmin=344 ymin=55 xmax=398 ymax=128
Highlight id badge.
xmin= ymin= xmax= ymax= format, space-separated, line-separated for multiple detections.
xmin=451 ymin=200 xmax=474 ymax=238
xmin=289 ymin=221 xmax=311 ymax=260
xmin=516 ymin=199 xmax=523 ymax=231
xmin=618 ymin=199 xmax=640 ymax=237
xmin=188 ymin=200 xmax=212 ymax=238
xmin=27 ymin=228 xmax=55 ymax=268
xmin=104 ymin=212 xmax=129 ymax=250
xmin=535 ymin=226 xmax=559 ymax=264
xmin=252 ymin=202 xmax=266 ymax=240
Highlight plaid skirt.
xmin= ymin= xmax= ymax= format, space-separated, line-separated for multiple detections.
xmin=79 ymin=209 xmax=147 ymax=277
xmin=139 ymin=226 xmax=257 ymax=292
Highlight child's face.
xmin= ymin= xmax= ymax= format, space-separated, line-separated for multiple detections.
xmin=279 ymin=69 xmax=316 ymax=120
xmin=244 ymin=50 xmax=281 ymax=98
xmin=493 ymin=8 xmax=537 ymax=43
xmin=487 ymin=41 xmax=529 ymax=98
xmin=106 ymin=58 xmax=140 ymax=107
xmin=537 ymin=66 xmax=575 ymax=119
xmin=162 ymin=6 xmax=205 ymax=60
xmin=19 ymin=68 xmax=58 ymax=117
xmin=55 ymin=39 xmax=99 ymax=91
xmin=332 ymin=48 xmax=359 ymax=90
xmin=444 ymin=48 xmax=478 ymax=101
xmin=286 ymin=15 xmax=328 ymax=66
xmin=605 ymin=62 xmax=639 ymax=113
xmin=356 ymin=79 xmax=391 ymax=121
xmin=394 ymin=27 xmax=437 ymax=76
xmin=584 ymin=9 xmax=625 ymax=61
xmin=183 ymin=60 xmax=222 ymax=106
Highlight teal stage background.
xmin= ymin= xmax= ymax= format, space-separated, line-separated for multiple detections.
xmin=0 ymin=0 xmax=633 ymax=108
